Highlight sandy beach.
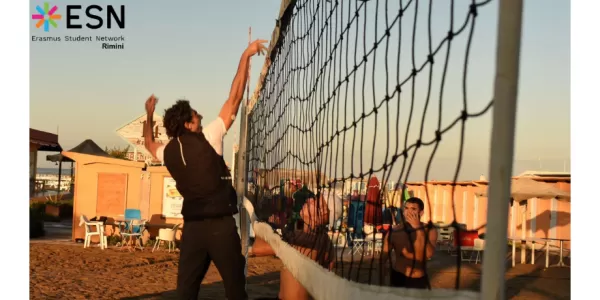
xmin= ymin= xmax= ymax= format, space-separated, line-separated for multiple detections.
xmin=30 ymin=241 xmax=570 ymax=300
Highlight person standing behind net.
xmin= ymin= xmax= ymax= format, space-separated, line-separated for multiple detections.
xmin=142 ymin=39 xmax=268 ymax=300
xmin=381 ymin=197 xmax=438 ymax=289
xmin=252 ymin=188 xmax=334 ymax=300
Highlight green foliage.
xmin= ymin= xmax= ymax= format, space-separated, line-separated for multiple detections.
xmin=104 ymin=145 xmax=131 ymax=160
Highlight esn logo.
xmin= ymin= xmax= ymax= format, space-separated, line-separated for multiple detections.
xmin=66 ymin=5 xmax=125 ymax=29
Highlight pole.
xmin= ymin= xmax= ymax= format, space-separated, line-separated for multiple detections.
xmin=70 ymin=161 xmax=74 ymax=193
xmin=235 ymin=85 xmax=250 ymax=275
xmin=232 ymin=143 xmax=237 ymax=184
xmin=247 ymin=27 xmax=252 ymax=105
xmin=57 ymin=160 xmax=62 ymax=195
xmin=56 ymin=125 xmax=61 ymax=195
xmin=235 ymin=25 xmax=252 ymax=264
xmin=480 ymin=1 xmax=523 ymax=299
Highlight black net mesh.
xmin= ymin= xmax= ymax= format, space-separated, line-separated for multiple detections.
xmin=245 ymin=0 xmax=494 ymax=288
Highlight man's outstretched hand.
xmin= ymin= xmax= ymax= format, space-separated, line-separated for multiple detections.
xmin=244 ymin=39 xmax=268 ymax=57
xmin=145 ymin=94 xmax=158 ymax=115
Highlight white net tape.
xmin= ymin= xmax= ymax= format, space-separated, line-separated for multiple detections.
xmin=243 ymin=198 xmax=480 ymax=300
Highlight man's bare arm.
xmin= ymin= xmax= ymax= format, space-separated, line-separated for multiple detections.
xmin=400 ymin=228 xmax=437 ymax=260
xmin=382 ymin=225 xmax=401 ymax=264
xmin=381 ymin=229 xmax=392 ymax=264
xmin=144 ymin=95 xmax=162 ymax=158
xmin=219 ymin=39 xmax=268 ymax=131
xmin=411 ymin=229 xmax=427 ymax=261
xmin=426 ymin=227 xmax=438 ymax=258
xmin=219 ymin=51 xmax=250 ymax=131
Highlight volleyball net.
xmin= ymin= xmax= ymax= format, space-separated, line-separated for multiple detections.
xmin=235 ymin=0 xmax=522 ymax=299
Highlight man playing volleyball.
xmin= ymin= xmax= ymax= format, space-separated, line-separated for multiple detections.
xmin=382 ymin=197 xmax=438 ymax=289
xmin=142 ymin=39 xmax=268 ymax=300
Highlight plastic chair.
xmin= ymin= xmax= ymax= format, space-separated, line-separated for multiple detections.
xmin=124 ymin=209 xmax=141 ymax=220
xmin=79 ymin=215 xmax=107 ymax=249
xmin=120 ymin=209 xmax=143 ymax=239
xmin=470 ymin=238 xmax=485 ymax=264
xmin=347 ymin=227 xmax=365 ymax=255
xmin=365 ymin=232 xmax=383 ymax=256
xmin=362 ymin=224 xmax=382 ymax=255
xmin=152 ymin=223 xmax=181 ymax=253
xmin=120 ymin=219 xmax=147 ymax=251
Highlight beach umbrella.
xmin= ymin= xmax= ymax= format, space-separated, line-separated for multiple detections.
xmin=364 ymin=176 xmax=383 ymax=225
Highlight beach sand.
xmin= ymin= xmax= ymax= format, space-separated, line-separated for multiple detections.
xmin=30 ymin=242 xmax=569 ymax=299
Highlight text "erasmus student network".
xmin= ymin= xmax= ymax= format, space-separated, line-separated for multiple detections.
xmin=31 ymin=2 xmax=126 ymax=50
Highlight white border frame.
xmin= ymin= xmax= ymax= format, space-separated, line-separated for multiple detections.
xmin=572 ymin=1 xmax=598 ymax=299
xmin=9 ymin=1 xmax=596 ymax=299
xmin=2 ymin=1 xmax=29 ymax=297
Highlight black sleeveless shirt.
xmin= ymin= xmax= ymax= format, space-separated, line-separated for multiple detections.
xmin=163 ymin=131 xmax=238 ymax=220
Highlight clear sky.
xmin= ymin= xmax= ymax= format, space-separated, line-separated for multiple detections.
xmin=30 ymin=0 xmax=570 ymax=181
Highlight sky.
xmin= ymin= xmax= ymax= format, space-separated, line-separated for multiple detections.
xmin=30 ymin=0 xmax=570 ymax=182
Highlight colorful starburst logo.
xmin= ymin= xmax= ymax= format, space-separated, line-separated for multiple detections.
xmin=31 ymin=3 xmax=62 ymax=32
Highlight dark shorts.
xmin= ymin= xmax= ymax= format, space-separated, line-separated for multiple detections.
xmin=390 ymin=268 xmax=430 ymax=289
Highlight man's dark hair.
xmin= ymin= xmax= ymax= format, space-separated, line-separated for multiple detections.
xmin=405 ymin=197 xmax=425 ymax=211
xmin=163 ymin=100 xmax=194 ymax=138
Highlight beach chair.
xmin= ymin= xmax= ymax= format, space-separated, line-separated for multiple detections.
xmin=79 ymin=215 xmax=107 ymax=249
xmin=348 ymin=227 xmax=365 ymax=256
xmin=124 ymin=209 xmax=141 ymax=220
xmin=153 ymin=223 xmax=182 ymax=253
xmin=120 ymin=219 xmax=147 ymax=251
xmin=469 ymin=238 xmax=485 ymax=264
xmin=362 ymin=224 xmax=382 ymax=256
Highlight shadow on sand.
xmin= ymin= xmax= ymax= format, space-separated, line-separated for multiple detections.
xmin=119 ymin=271 xmax=281 ymax=300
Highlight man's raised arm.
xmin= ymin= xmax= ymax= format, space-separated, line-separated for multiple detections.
xmin=144 ymin=95 xmax=162 ymax=159
xmin=219 ymin=39 xmax=268 ymax=131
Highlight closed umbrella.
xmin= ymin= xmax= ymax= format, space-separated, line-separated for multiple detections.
xmin=364 ymin=177 xmax=382 ymax=225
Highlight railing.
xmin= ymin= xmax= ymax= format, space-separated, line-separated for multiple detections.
xmin=32 ymin=179 xmax=72 ymax=196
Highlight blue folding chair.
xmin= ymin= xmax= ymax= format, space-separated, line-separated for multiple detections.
xmin=120 ymin=209 xmax=146 ymax=251
xmin=123 ymin=209 xmax=143 ymax=233
xmin=124 ymin=209 xmax=141 ymax=220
